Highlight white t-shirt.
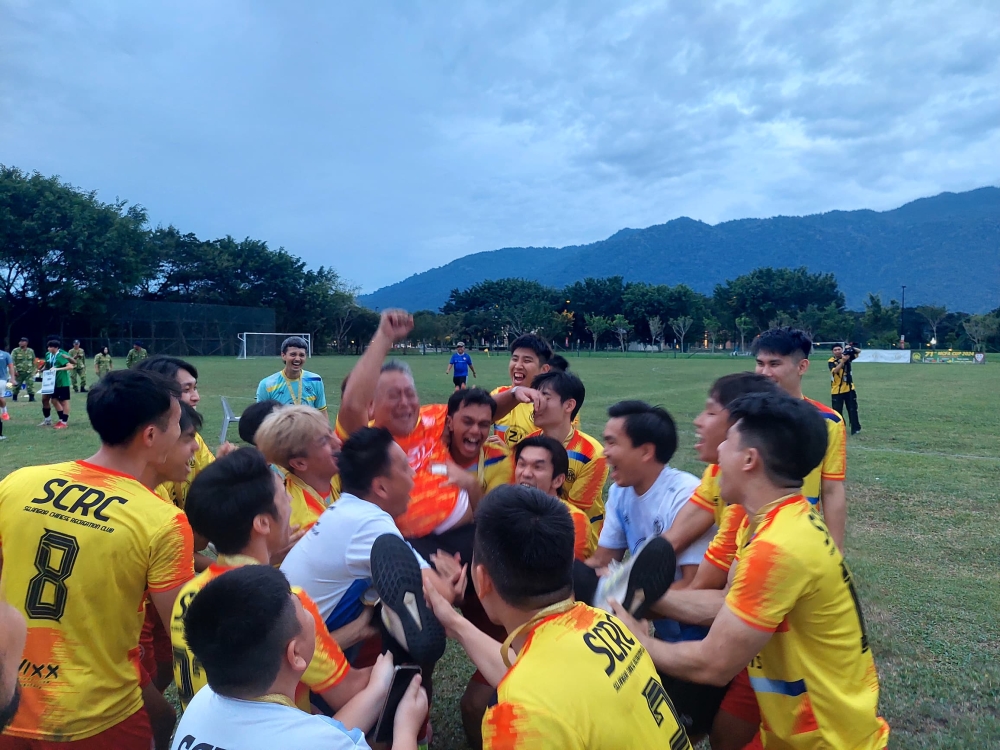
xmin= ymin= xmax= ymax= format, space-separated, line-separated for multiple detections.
xmin=281 ymin=492 xmax=429 ymax=631
xmin=171 ymin=687 xmax=369 ymax=750
xmin=599 ymin=465 xmax=710 ymax=573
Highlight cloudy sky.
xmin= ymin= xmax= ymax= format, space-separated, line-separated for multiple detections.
xmin=2 ymin=1 xmax=998 ymax=292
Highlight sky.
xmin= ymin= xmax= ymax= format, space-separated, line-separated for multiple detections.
xmin=2 ymin=0 xmax=999 ymax=293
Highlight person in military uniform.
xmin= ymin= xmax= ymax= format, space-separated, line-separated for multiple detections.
xmin=94 ymin=346 xmax=113 ymax=379
xmin=11 ymin=337 xmax=35 ymax=402
xmin=125 ymin=341 xmax=148 ymax=368
xmin=69 ymin=339 xmax=88 ymax=393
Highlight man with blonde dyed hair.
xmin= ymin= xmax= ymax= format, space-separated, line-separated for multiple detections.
xmin=255 ymin=405 xmax=342 ymax=531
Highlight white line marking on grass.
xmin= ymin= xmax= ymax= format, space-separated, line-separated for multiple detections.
xmin=849 ymin=446 xmax=1000 ymax=462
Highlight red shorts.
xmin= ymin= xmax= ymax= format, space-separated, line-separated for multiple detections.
xmin=719 ymin=668 xmax=763 ymax=748
xmin=0 ymin=709 xmax=152 ymax=750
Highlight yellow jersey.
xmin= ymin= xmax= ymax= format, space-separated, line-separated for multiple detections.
xmin=523 ymin=428 xmax=608 ymax=556
xmin=688 ymin=463 xmax=725 ymax=527
xmin=727 ymin=495 xmax=889 ymax=750
xmin=158 ymin=432 xmax=215 ymax=509
xmin=170 ymin=554 xmax=350 ymax=710
xmin=285 ymin=472 xmax=342 ymax=532
xmin=801 ymin=398 xmax=846 ymax=507
xmin=490 ymin=385 xmax=581 ymax=448
xmin=0 ymin=460 xmax=194 ymax=741
xmin=827 ymin=357 xmax=855 ymax=395
xmin=482 ymin=602 xmax=691 ymax=750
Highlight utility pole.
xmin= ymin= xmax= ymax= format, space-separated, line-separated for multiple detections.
xmin=900 ymin=285 xmax=906 ymax=348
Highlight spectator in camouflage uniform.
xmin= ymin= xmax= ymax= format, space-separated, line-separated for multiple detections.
xmin=69 ymin=339 xmax=88 ymax=393
xmin=12 ymin=338 xmax=35 ymax=401
xmin=95 ymin=346 xmax=113 ymax=379
xmin=125 ymin=341 xmax=148 ymax=369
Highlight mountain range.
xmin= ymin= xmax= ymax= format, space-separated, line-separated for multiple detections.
xmin=360 ymin=187 xmax=1000 ymax=314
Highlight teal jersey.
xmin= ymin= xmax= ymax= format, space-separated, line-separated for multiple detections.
xmin=256 ymin=370 xmax=327 ymax=411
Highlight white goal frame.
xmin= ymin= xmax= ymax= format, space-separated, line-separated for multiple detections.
xmin=237 ymin=332 xmax=312 ymax=359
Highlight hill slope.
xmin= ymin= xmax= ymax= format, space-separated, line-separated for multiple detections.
xmin=361 ymin=187 xmax=1000 ymax=313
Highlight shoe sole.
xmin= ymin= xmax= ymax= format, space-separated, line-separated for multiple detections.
xmin=622 ymin=537 xmax=677 ymax=620
xmin=370 ymin=534 xmax=446 ymax=664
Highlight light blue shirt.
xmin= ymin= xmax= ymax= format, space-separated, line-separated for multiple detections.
xmin=256 ymin=369 xmax=327 ymax=410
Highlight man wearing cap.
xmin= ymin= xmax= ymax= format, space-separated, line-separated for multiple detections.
xmin=69 ymin=339 xmax=88 ymax=392
xmin=446 ymin=341 xmax=476 ymax=391
xmin=11 ymin=338 xmax=35 ymax=402
xmin=256 ymin=336 xmax=327 ymax=413
xmin=126 ymin=341 xmax=148 ymax=369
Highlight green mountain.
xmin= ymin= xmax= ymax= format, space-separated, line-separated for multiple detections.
xmin=361 ymin=187 xmax=1000 ymax=313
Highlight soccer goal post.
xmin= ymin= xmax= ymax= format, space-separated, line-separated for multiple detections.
xmin=237 ymin=333 xmax=313 ymax=359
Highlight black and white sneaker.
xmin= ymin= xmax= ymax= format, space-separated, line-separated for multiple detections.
xmin=593 ymin=536 xmax=677 ymax=620
xmin=370 ymin=534 xmax=446 ymax=664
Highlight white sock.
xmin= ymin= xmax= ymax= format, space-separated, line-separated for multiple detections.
xmin=1 ymin=407 xmax=7 ymax=414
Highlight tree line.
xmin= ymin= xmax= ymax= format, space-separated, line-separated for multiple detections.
xmin=2 ymin=165 xmax=997 ymax=354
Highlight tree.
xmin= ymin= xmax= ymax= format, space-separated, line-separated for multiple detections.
xmin=962 ymin=314 xmax=998 ymax=352
xmin=648 ymin=315 xmax=665 ymax=350
xmin=704 ymin=315 xmax=721 ymax=352
xmin=611 ymin=314 xmax=632 ymax=352
xmin=586 ymin=314 xmax=612 ymax=351
xmin=917 ymin=305 xmax=948 ymax=345
xmin=861 ymin=293 xmax=902 ymax=348
xmin=670 ymin=316 xmax=694 ymax=353
xmin=713 ymin=267 xmax=845 ymax=331
xmin=735 ymin=315 xmax=755 ymax=352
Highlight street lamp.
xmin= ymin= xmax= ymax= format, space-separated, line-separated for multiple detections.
xmin=900 ymin=285 xmax=906 ymax=348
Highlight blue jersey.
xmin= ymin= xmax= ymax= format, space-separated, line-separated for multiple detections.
xmin=256 ymin=370 xmax=327 ymax=411
xmin=0 ymin=350 xmax=11 ymax=373
xmin=449 ymin=352 xmax=473 ymax=377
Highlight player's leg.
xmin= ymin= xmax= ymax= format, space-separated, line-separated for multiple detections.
xmin=0 ymin=393 xmax=8 ymax=421
xmin=71 ymin=367 xmax=79 ymax=392
xmin=846 ymin=390 xmax=861 ymax=434
xmin=38 ymin=393 xmax=52 ymax=426
xmin=710 ymin=668 xmax=762 ymax=750
xmin=79 ymin=368 xmax=87 ymax=393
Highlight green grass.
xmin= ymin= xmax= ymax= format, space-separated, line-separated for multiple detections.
xmin=2 ymin=353 xmax=998 ymax=748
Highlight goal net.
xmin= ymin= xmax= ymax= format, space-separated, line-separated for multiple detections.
xmin=237 ymin=333 xmax=312 ymax=359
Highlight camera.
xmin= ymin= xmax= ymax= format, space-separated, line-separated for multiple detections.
xmin=843 ymin=345 xmax=859 ymax=359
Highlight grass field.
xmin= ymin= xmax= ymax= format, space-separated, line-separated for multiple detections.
xmin=2 ymin=352 xmax=998 ymax=748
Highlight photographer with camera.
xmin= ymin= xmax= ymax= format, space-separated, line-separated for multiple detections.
xmin=829 ymin=344 xmax=861 ymax=435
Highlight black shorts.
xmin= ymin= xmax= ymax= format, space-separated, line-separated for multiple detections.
xmin=53 ymin=386 xmax=71 ymax=402
xmin=453 ymin=376 xmax=467 ymax=386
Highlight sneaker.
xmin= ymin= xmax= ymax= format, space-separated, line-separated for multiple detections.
xmin=0 ymin=412 xmax=8 ymax=421
xmin=593 ymin=536 xmax=677 ymax=620
xmin=370 ymin=534 xmax=446 ymax=664
xmin=37 ymin=419 xmax=52 ymax=427
xmin=53 ymin=421 xmax=68 ymax=430
xmin=0 ymin=435 xmax=6 ymax=441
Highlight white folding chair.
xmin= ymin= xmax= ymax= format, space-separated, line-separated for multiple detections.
xmin=220 ymin=396 xmax=240 ymax=445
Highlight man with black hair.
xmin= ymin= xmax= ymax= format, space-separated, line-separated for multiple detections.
xmin=424 ymin=485 xmax=692 ymax=750
xmin=752 ymin=327 xmax=848 ymax=550
xmin=519 ymin=369 xmax=608 ymax=555
xmin=612 ymin=392 xmax=889 ymax=750
xmin=68 ymin=340 xmax=87 ymax=393
xmin=43 ymin=338 xmax=75 ymax=429
xmin=0 ymin=369 xmax=194 ymax=747
xmin=446 ymin=341 xmax=476 ymax=390
xmin=239 ymin=398 xmax=282 ymax=445
xmin=829 ymin=344 xmax=862 ymax=435
xmin=170 ymin=448 xmax=379 ymax=724
xmin=173 ymin=565 xmax=428 ymax=750
xmin=256 ymin=335 xmax=327 ymax=412
xmin=11 ymin=338 xmax=35 ymax=402
xmin=138 ymin=355 xmax=235 ymax=508
xmin=489 ymin=333 xmax=552 ymax=447
xmin=513 ymin=435 xmax=589 ymax=561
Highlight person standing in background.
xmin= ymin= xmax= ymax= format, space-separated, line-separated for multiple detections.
xmin=11 ymin=338 xmax=35 ymax=402
xmin=829 ymin=344 xmax=862 ymax=436
xmin=95 ymin=346 xmax=114 ymax=378
xmin=126 ymin=341 xmax=149 ymax=368
xmin=446 ymin=341 xmax=476 ymax=391
xmin=69 ymin=339 xmax=88 ymax=393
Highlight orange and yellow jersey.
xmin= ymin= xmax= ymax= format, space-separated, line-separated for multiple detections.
xmin=480 ymin=439 xmax=514 ymax=493
xmin=801 ymin=397 xmax=846 ymax=507
xmin=523 ymin=427 xmax=608 ymax=556
xmin=169 ymin=554 xmax=349 ymax=710
xmin=285 ymin=472 xmax=342 ymax=532
xmin=482 ymin=602 xmax=691 ymax=750
xmin=688 ymin=464 xmax=725 ymax=527
xmin=490 ymin=385 xmax=580 ymax=447
xmin=0 ymin=460 xmax=194 ymax=741
xmin=562 ymin=500 xmax=590 ymax=561
xmin=704 ymin=503 xmax=748 ymax=572
xmin=157 ymin=432 xmax=215 ymax=509
xmin=726 ymin=495 xmax=889 ymax=750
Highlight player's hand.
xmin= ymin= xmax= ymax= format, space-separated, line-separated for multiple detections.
xmin=483 ymin=434 xmax=505 ymax=448
xmin=393 ymin=674 xmax=428 ymax=741
xmin=269 ymin=524 xmax=306 ymax=566
xmin=422 ymin=578 xmax=466 ymax=638
xmin=378 ymin=309 xmax=414 ymax=343
xmin=215 ymin=441 xmax=237 ymax=458
xmin=333 ymin=606 xmax=379 ymax=649
xmin=441 ymin=460 xmax=479 ymax=493
xmin=609 ymin=599 xmax=655 ymax=649
xmin=368 ymin=651 xmax=396 ymax=698
xmin=431 ymin=550 xmax=467 ymax=603
xmin=513 ymin=387 xmax=543 ymax=411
